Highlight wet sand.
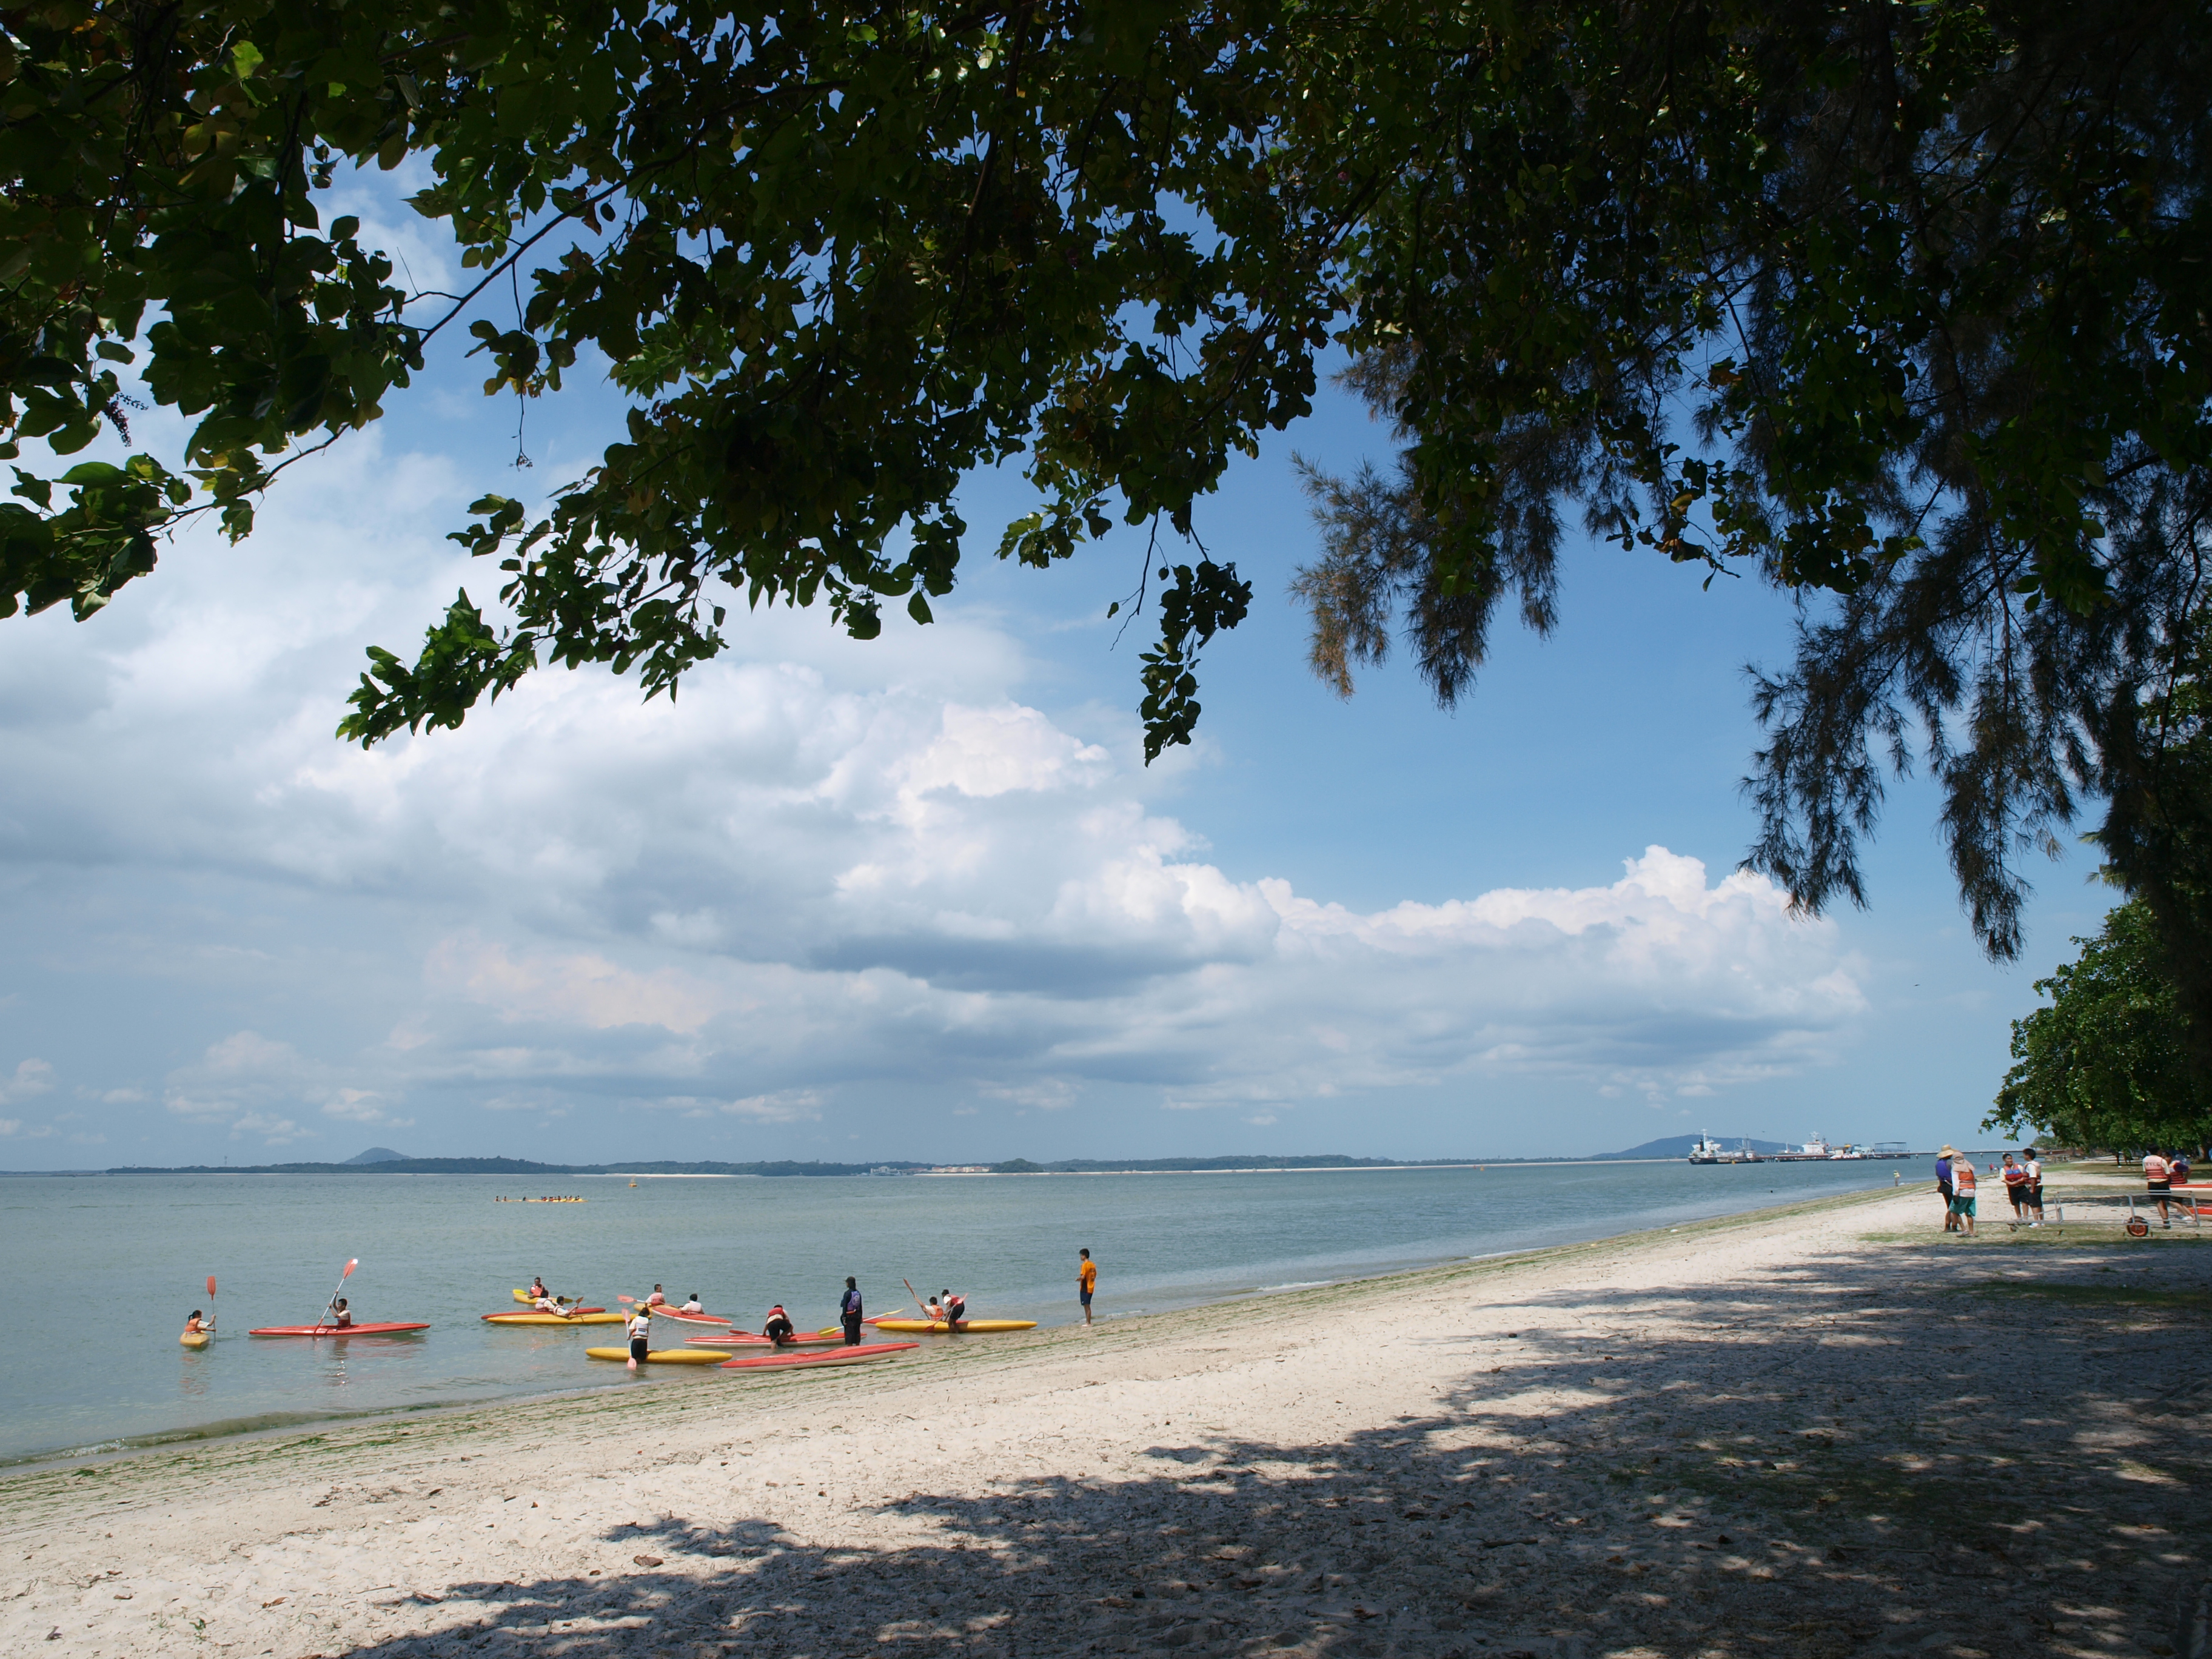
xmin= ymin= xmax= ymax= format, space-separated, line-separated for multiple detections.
xmin=4 ymin=1180 xmax=2204 ymax=1658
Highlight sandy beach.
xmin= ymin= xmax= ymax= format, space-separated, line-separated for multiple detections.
xmin=5 ymin=1180 xmax=2205 ymax=1659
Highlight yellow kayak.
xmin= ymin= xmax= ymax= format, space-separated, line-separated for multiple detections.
xmin=179 ymin=1332 xmax=210 ymax=1348
xmin=584 ymin=1347 xmax=723 ymax=1365
xmin=870 ymin=1318 xmax=1037 ymax=1334
xmin=483 ymin=1310 xmax=625 ymax=1326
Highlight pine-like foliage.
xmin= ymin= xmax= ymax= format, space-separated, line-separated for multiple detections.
xmin=1298 ymin=1 xmax=2212 ymax=965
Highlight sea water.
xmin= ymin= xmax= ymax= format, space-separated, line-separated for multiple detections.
xmin=0 ymin=1159 xmax=1906 ymax=1464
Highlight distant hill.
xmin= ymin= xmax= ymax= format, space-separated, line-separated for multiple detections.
xmin=1595 ymin=1135 xmax=1795 ymax=1160
xmin=343 ymin=1146 xmax=409 ymax=1164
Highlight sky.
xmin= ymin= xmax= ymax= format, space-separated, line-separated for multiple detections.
xmin=0 ymin=175 xmax=2107 ymax=1169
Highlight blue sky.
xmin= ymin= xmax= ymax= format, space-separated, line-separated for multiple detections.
xmin=0 ymin=175 xmax=2104 ymax=1168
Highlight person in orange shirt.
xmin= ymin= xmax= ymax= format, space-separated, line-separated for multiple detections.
xmin=1078 ymin=1248 xmax=1098 ymax=1326
xmin=1949 ymin=1157 xmax=1978 ymax=1236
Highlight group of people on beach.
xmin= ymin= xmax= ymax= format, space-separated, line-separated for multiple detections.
xmin=2141 ymin=1147 xmax=2195 ymax=1227
xmin=1935 ymin=1145 xmax=2203 ymax=1235
xmin=1934 ymin=1146 xmax=2043 ymax=1235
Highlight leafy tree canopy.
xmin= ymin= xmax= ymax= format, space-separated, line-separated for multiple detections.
xmin=1986 ymin=899 xmax=2212 ymax=1156
xmin=3 ymin=0 xmax=2208 ymax=933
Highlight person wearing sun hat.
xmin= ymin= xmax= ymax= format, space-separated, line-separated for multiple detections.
xmin=1935 ymin=1145 xmax=1958 ymax=1232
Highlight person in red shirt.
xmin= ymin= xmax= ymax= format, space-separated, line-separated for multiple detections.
xmin=2000 ymin=1153 xmax=2031 ymax=1226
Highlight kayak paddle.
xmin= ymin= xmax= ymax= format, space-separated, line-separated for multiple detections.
xmin=207 ymin=1273 xmax=217 ymax=1337
xmin=315 ymin=1257 xmax=358 ymax=1330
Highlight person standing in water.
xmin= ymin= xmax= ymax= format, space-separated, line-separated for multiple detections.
xmin=839 ymin=1278 xmax=863 ymax=1346
xmin=624 ymin=1305 xmax=652 ymax=1370
xmin=1078 ymin=1248 xmax=1098 ymax=1326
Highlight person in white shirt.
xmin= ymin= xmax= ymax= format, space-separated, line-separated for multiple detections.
xmin=625 ymin=1308 xmax=652 ymax=1370
xmin=2145 ymin=1150 xmax=2174 ymax=1226
xmin=679 ymin=1293 xmax=703 ymax=1313
xmin=2022 ymin=1150 xmax=2045 ymax=1224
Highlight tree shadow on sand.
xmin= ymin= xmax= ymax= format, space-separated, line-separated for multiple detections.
xmin=324 ymin=1233 xmax=2208 ymax=1659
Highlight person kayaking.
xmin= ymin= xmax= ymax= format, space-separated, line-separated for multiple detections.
xmin=839 ymin=1277 xmax=863 ymax=1346
xmin=532 ymin=1293 xmax=568 ymax=1315
xmin=624 ymin=1305 xmax=652 ymax=1371
xmin=646 ymin=1284 xmax=668 ymax=1307
xmin=939 ymin=1288 xmax=968 ymax=1329
xmin=678 ymin=1292 xmax=703 ymax=1313
xmin=327 ymin=1296 xmax=354 ymax=1329
xmin=528 ymin=1275 xmax=548 ymax=1300
xmin=183 ymin=1309 xmax=212 ymax=1338
xmin=762 ymin=1304 xmax=796 ymax=1347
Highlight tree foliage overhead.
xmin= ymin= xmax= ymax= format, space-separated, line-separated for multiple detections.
xmin=1294 ymin=0 xmax=2212 ymax=965
xmin=3 ymin=1 xmax=2209 ymax=939
xmin=1986 ymin=899 xmax=2212 ymax=1155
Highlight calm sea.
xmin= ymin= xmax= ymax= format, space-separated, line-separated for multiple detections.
xmin=0 ymin=1159 xmax=1909 ymax=1465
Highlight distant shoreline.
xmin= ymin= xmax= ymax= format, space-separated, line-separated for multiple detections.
xmin=1 ymin=1150 xmax=1955 ymax=1179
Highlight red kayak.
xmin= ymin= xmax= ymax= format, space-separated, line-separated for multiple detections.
xmin=720 ymin=1341 xmax=917 ymax=1371
xmin=646 ymin=1307 xmax=728 ymax=1326
xmin=683 ymin=1332 xmax=841 ymax=1349
xmin=249 ymin=1322 xmax=429 ymax=1337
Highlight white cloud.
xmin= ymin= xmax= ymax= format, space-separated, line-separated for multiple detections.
xmin=0 ymin=1059 xmax=54 ymax=1106
xmin=322 ymin=1089 xmax=412 ymax=1129
xmin=230 ymin=1112 xmax=310 ymax=1147
xmin=0 ymin=432 xmax=1874 ymax=1155
xmin=722 ymin=1090 xmax=825 ymax=1124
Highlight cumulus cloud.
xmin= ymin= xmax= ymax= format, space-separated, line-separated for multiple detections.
xmin=0 ymin=431 xmax=1872 ymax=1158
xmin=0 ymin=1059 xmax=54 ymax=1107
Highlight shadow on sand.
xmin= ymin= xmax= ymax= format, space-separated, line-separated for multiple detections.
xmin=323 ymin=1231 xmax=2207 ymax=1659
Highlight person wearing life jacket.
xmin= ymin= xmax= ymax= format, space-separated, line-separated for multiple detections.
xmin=625 ymin=1305 xmax=652 ymax=1370
xmin=1948 ymin=1158 xmax=1978 ymax=1236
xmin=762 ymin=1304 xmax=797 ymax=1346
xmin=839 ymin=1277 xmax=864 ymax=1346
xmin=646 ymin=1284 xmax=668 ymax=1307
xmin=528 ymin=1275 xmax=548 ymax=1300
xmin=939 ymin=1289 xmax=967 ymax=1329
xmin=183 ymin=1309 xmax=212 ymax=1338
xmin=327 ymin=1296 xmax=354 ymax=1328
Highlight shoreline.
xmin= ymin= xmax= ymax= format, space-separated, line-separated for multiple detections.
xmin=2 ymin=1182 xmax=1892 ymax=1478
xmin=5 ymin=1182 xmax=2202 ymax=1659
